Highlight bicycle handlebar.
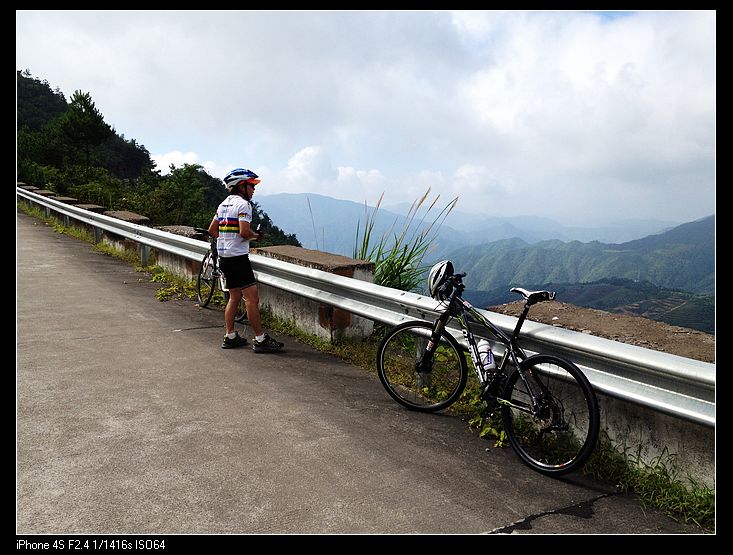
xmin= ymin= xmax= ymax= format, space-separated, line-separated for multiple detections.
xmin=448 ymin=272 xmax=466 ymax=287
xmin=447 ymin=271 xmax=555 ymax=307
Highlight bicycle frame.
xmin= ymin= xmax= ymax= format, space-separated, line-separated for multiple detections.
xmin=205 ymin=236 xmax=228 ymax=292
xmin=424 ymin=281 xmax=547 ymax=416
xmin=456 ymin=300 xmax=524 ymax=380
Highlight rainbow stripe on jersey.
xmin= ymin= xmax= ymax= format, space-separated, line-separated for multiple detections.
xmin=218 ymin=216 xmax=243 ymax=234
xmin=215 ymin=196 xmax=252 ymax=257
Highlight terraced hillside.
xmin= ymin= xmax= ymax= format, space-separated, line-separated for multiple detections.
xmin=489 ymin=301 xmax=715 ymax=363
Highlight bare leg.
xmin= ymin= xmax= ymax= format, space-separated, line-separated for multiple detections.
xmin=224 ymin=288 xmax=243 ymax=335
xmin=242 ymin=284 xmax=262 ymax=336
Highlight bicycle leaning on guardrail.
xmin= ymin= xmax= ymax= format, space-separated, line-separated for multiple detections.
xmin=376 ymin=261 xmax=600 ymax=476
xmin=195 ymin=228 xmax=247 ymax=324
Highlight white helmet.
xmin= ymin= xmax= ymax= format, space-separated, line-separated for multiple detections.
xmin=223 ymin=168 xmax=260 ymax=191
xmin=427 ymin=260 xmax=454 ymax=300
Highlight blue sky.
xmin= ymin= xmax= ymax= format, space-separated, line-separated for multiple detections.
xmin=16 ymin=10 xmax=715 ymax=225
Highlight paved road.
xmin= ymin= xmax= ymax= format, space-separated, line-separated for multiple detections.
xmin=16 ymin=211 xmax=705 ymax=535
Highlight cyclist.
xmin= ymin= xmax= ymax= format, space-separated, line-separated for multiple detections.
xmin=207 ymin=168 xmax=284 ymax=352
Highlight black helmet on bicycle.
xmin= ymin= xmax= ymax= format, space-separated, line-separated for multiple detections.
xmin=223 ymin=168 xmax=260 ymax=191
xmin=427 ymin=260 xmax=454 ymax=301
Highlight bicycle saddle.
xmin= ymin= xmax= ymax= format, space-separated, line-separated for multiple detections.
xmin=510 ymin=287 xmax=556 ymax=305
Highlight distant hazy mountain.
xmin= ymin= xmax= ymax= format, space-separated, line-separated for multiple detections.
xmin=255 ymin=192 xmax=682 ymax=258
xmin=384 ymin=201 xmax=681 ymax=244
xmin=255 ymin=192 xmax=714 ymax=333
xmin=257 ymin=192 xmax=713 ymax=293
xmin=255 ymin=193 xmax=411 ymax=256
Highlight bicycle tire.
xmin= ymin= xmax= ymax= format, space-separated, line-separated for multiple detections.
xmin=235 ymin=297 xmax=248 ymax=323
xmin=197 ymin=251 xmax=217 ymax=307
xmin=223 ymin=290 xmax=248 ymax=324
xmin=377 ymin=321 xmax=468 ymax=412
xmin=500 ymin=354 xmax=599 ymax=476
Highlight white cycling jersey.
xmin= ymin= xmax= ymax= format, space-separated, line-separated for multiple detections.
xmin=215 ymin=194 xmax=253 ymax=257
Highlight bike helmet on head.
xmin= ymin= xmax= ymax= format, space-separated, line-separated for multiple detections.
xmin=427 ymin=260 xmax=454 ymax=301
xmin=223 ymin=168 xmax=261 ymax=191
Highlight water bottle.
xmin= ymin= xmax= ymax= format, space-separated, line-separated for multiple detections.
xmin=477 ymin=339 xmax=496 ymax=373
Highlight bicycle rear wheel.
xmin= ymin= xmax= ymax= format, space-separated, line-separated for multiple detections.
xmin=222 ymin=290 xmax=248 ymax=323
xmin=377 ymin=321 xmax=468 ymax=412
xmin=235 ymin=297 xmax=247 ymax=323
xmin=197 ymin=251 xmax=217 ymax=307
xmin=501 ymin=354 xmax=599 ymax=476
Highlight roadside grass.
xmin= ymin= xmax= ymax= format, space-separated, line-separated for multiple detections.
xmin=18 ymin=202 xmax=715 ymax=533
xmin=582 ymin=432 xmax=715 ymax=531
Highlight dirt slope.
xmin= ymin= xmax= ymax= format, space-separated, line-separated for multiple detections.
xmin=488 ymin=301 xmax=715 ymax=363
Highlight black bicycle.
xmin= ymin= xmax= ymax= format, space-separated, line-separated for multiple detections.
xmin=376 ymin=267 xmax=600 ymax=476
xmin=195 ymin=229 xmax=247 ymax=324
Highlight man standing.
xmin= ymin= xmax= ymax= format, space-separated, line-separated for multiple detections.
xmin=208 ymin=168 xmax=284 ymax=352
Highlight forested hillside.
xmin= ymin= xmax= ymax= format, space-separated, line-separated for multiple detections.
xmin=448 ymin=215 xmax=714 ymax=296
xmin=450 ymin=216 xmax=715 ymax=333
xmin=16 ymin=69 xmax=300 ymax=246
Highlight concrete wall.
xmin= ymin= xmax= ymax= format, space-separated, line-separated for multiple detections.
xmin=254 ymin=245 xmax=375 ymax=343
xmin=599 ymin=394 xmax=715 ymax=488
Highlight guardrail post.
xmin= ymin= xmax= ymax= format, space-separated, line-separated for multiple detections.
xmin=140 ymin=244 xmax=150 ymax=267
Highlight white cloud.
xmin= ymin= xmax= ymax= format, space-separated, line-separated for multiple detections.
xmin=17 ymin=10 xmax=715 ymax=225
xmin=150 ymin=151 xmax=226 ymax=181
xmin=151 ymin=151 xmax=199 ymax=174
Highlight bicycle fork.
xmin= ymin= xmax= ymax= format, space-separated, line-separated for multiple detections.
xmin=416 ymin=312 xmax=452 ymax=375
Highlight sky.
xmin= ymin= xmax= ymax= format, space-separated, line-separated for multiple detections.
xmin=16 ymin=10 xmax=715 ymax=226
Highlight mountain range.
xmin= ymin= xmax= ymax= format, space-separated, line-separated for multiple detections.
xmin=256 ymin=192 xmax=685 ymax=258
xmin=447 ymin=215 xmax=714 ymax=295
xmin=256 ymin=193 xmax=714 ymax=333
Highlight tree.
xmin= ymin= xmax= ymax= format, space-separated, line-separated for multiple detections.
xmin=16 ymin=70 xmax=68 ymax=131
xmin=58 ymin=90 xmax=113 ymax=166
xmin=97 ymin=134 xmax=156 ymax=181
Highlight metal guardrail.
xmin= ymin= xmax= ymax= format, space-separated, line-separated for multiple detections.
xmin=17 ymin=187 xmax=716 ymax=427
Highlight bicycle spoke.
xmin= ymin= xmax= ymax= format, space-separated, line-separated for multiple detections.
xmin=197 ymin=252 xmax=217 ymax=307
xmin=235 ymin=297 xmax=248 ymax=323
xmin=377 ymin=322 xmax=467 ymax=412
xmin=502 ymin=356 xmax=599 ymax=475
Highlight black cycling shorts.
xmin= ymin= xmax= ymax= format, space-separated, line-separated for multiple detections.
xmin=218 ymin=254 xmax=257 ymax=290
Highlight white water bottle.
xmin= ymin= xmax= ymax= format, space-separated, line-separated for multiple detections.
xmin=477 ymin=339 xmax=496 ymax=373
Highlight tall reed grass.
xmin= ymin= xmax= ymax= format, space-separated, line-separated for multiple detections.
xmin=353 ymin=188 xmax=458 ymax=292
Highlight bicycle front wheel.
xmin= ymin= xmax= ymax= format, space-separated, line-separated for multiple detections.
xmin=197 ymin=251 xmax=217 ymax=307
xmin=377 ymin=321 xmax=468 ymax=412
xmin=501 ymin=354 xmax=599 ymax=476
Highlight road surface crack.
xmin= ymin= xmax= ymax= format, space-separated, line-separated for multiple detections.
xmin=487 ymin=493 xmax=616 ymax=534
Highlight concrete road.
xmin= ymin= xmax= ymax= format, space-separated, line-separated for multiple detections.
xmin=16 ymin=211 xmax=706 ymax=535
